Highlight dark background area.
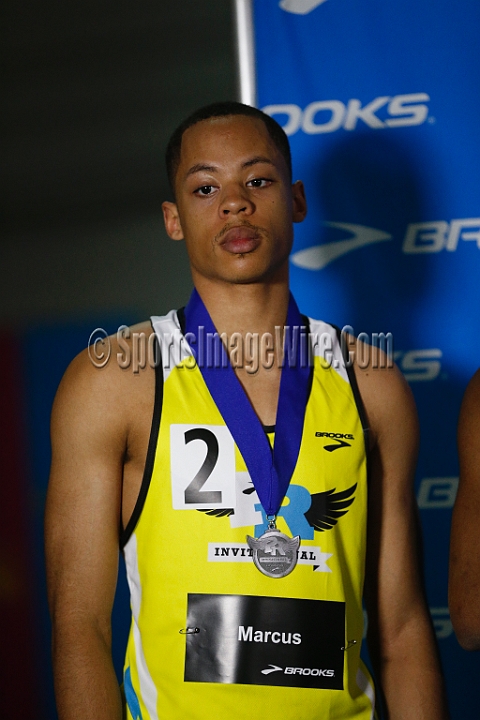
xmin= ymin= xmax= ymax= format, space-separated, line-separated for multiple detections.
xmin=1 ymin=0 xmax=237 ymax=325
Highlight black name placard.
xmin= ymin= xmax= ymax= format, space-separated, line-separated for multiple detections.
xmin=184 ymin=593 xmax=345 ymax=690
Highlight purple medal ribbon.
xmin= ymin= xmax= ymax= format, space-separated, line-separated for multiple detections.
xmin=184 ymin=289 xmax=311 ymax=517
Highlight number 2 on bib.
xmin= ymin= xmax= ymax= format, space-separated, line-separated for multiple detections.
xmin=170 ymin=424 xmax=236 ymax=510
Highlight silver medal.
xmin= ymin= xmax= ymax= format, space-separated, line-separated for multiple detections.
xmin=246 ymin=524 xmax=300 ymax=578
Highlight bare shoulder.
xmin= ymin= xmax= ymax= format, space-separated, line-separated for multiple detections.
xmin=46 ymin=319 xmax=157 ymax=609
xmin=348 ymin=334 xmax=418 ymax=450
xmin=52 ymin=319 xmax=155 ymax=438
xmin=48 ymin=319 xmax=157 ymax=533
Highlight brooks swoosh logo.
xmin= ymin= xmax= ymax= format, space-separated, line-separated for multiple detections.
xmin=324 ymin=439 xmax=351 ymax=452
xmin=261 ymin=664 xmax=283 ymax=675
xmin=280 ymin=0 xmax=328 ymax=14
xmin=290 ymin=222 xmax=392 ymax=270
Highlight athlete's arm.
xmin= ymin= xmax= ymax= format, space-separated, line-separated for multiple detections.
xmin=449 ymin=369 xmax=480 ymax=650
xmin=45 ymin=344 xmax=131 ymax=720
xmin=357 ymin=350 xmax=448 ymax=719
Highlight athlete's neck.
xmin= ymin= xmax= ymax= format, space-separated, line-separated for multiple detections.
xmin=190 ymin=275 xmax=291 ymax=427
xmin=192 ymin=279 xmax=291 ymax=339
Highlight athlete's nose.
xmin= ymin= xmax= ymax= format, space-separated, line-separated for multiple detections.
xmin=219 ymin=184 xmax=254 ymax=217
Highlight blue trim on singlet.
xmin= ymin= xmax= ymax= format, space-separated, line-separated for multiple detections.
xmin=124 ymin=667 xmax=143 ymax=720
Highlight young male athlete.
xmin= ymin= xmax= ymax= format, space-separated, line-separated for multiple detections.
xmin=45 ymin=102 xmax=448 ymax=719
xmin=449 ymin=368 xmax=480 ymax=650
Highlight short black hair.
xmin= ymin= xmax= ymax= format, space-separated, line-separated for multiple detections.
xmin=165 ymin=101 xmax=292 ymax=196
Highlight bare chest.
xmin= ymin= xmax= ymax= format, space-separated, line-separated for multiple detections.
xmin=234 ymin=365 xmax=281 ymax=427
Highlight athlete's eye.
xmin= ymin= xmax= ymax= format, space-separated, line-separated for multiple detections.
xmin=247 ymin=178 xmax=271 ymax=188
xmin=195 ymin=185 xmax=215 ymax=196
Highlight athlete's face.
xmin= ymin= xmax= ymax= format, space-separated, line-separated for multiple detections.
xmin=162 ymin=115 xmax=307 ymax=287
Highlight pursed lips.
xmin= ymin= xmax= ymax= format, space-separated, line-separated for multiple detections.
xmin=218 ymin=224 xmax=261 ymax=254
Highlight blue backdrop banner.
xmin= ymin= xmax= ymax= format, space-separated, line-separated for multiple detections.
xmin=252 ymin=1 xmax=480 ymax=716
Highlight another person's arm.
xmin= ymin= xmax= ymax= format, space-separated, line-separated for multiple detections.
xmin=449 ymin=369 xmax=480 ymax=650
xmin=45 ymin=347 xmax=128 ymax=720
xmin=357 ymin=351 xmax=448 ymax=719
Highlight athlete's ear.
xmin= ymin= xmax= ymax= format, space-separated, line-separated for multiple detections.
xmin=162 ymin=201 xmax=184 ymax=241
xmin=291 ymin=180 xmax=307 ymax=224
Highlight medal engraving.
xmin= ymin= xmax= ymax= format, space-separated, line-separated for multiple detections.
xmin=247 ymin=529 xmax=300 ymax=578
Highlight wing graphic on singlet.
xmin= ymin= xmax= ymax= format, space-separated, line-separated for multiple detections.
xmin=198 ymin=507 xmax=234 ymax=517
xmin=198 ymin=483 xmax=357 ymax=529
xmin=304 ymin=483 xmax=357 ymax=531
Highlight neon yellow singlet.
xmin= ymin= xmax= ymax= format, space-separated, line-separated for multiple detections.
xmin=122 ymin=310 xmax=376 ymax=719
